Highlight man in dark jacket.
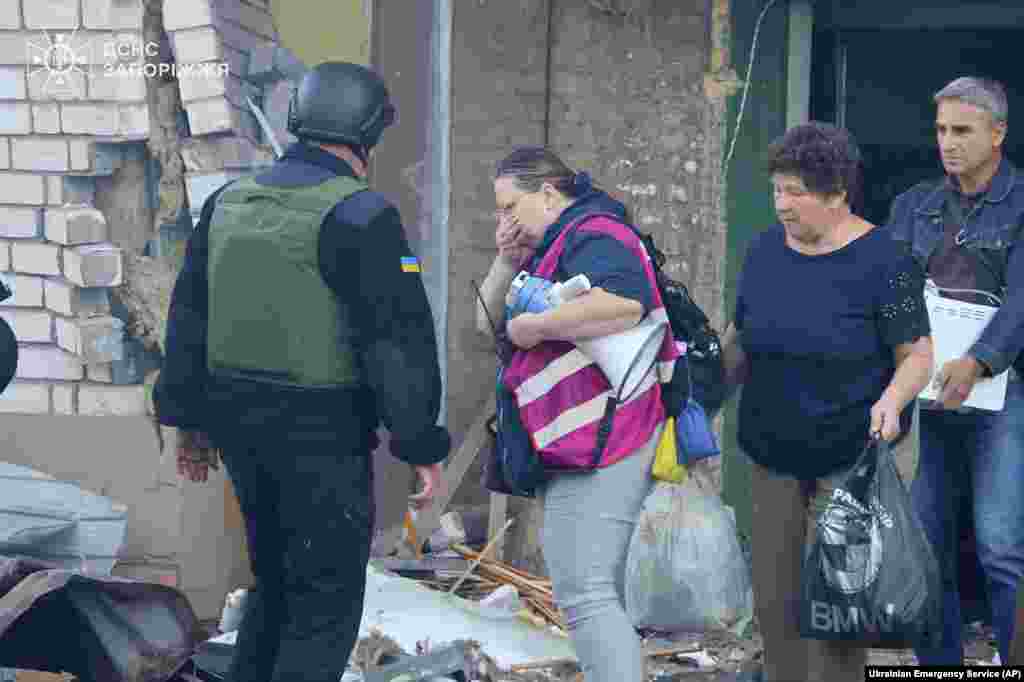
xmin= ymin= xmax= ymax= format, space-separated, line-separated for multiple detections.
xmin=154 ymin=62 xmax=450 ymax=682
xmin=885 ymin=76 xmax=1024 ymax=667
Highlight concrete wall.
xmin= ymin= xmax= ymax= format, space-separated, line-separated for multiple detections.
xmin=444 ymin=1 xmax=551 ymax=527
xmin=549 ymin=1 xmax=725 ymax=332
xmin=0 ymin=416 xmax=249 ymax=621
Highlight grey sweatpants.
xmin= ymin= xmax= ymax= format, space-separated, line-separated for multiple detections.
xmin=539 ymin=424 xmax=662 ymax=682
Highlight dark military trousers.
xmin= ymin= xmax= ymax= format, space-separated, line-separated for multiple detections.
xmin=218 ymin=431 xmax=374 ymax=682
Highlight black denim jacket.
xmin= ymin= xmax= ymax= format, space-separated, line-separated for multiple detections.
xmin=885 ymin=158 xmax=1024 ymax=376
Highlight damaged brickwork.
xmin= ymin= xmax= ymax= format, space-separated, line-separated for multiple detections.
xmin=0 ymin=0 xmax=281 ymax=418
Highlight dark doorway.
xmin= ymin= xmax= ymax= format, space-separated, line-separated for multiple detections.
xmin=810 ymin=28 xmax=1024 ymax=225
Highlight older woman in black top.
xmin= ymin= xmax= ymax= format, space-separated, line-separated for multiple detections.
xmin=722 ymin=123 xmax=934 ymax=682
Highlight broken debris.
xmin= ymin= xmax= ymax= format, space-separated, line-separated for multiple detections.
xmin=357 ymin=563 xmax=575 ymax=670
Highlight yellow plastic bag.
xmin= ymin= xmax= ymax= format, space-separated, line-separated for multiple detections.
xmin=652 ymin=417 xmax=687 ymax=483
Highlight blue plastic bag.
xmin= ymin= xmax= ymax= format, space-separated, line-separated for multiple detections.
xmin=675 ymin=396 xmax=720 ymax=466
xmin=662 ymin=354 xmax=720 ymax=467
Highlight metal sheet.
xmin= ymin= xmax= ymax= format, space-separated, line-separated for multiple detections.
xmin=0 ymin=462 xmax=128 ymax=575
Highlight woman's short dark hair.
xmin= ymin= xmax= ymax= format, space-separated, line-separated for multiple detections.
xmin=767 ymin=122 xmax=863 ymax=205
xmin=495 ymin=146 xmax=577 ymax=196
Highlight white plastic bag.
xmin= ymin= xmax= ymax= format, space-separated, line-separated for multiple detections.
xmin=624 ymin=474 xmax=753 ymax=634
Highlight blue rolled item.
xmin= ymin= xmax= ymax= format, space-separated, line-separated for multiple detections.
xmin=506 ymin=274 xmax=555 ymax=319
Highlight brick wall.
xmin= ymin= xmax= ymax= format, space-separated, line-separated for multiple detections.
xmin=0 ymin=0 xmax=139 ymax=415
xmin=0 ymin=0 xmax=281 ymax=417
xmin=165 ymin=0 xmax=274 ymax=141
xmin=165 ymin=0 xmax=291 ymax=225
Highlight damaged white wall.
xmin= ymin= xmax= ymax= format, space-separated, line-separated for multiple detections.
xmin=0 ymin=0 xmax=295 ymax=620
xmin=0 ymin=0 xmax=288 ymax=415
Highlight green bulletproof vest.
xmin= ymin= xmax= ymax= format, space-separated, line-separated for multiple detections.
xmin=206 ymin=174 xmax=367 ymax=388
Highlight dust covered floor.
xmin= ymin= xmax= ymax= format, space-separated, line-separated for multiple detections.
xmin=350 ymin=620 xmax=998 ymax=681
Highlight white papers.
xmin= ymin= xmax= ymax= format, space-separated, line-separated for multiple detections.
xmin=919 ymin=285 xmax=1008 ymax=411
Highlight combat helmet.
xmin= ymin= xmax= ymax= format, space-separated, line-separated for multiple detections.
xmin=287 ymin=62 xmax=396 ymax=154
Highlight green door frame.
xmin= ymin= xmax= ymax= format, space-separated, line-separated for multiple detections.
xmin=721 ymin=0 xmax=813 ymax=541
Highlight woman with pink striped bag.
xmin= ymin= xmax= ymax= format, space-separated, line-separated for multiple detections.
xmin=475 ymin=147 xmax=682 ymax=682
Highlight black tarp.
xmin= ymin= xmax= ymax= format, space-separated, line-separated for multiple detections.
xmin=0 ymin=556 xmax=205 ymax=682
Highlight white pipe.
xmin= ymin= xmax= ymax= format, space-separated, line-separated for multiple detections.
xmin=433 ymin=0 xmax=452 ymax=425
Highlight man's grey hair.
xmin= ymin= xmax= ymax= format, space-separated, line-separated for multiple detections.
xmin=934 ymin=77 xmax=1008 ymax=123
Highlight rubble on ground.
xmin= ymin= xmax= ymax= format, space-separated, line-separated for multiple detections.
xmin=4 ymin=501 xmax=986 ymax=682
xmin=357 ymin=510 xmax=766 ymax=681
xmin=349 ymin=626 xmax=761 ymax=681
xmin=347 ymin=622 xmax=1000 ymax=681
xmin=344 ymin=508 xmax=1000 ymax=681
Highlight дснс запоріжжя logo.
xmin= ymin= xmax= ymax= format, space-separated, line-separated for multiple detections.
xmin=26 ymin=31 xmax=87 ymax=95
xmin=26 ymin=30 xmax=229 ymax=98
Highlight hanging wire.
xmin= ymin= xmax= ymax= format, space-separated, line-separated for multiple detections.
xmin=721 ymin=0 xmax=782 ymax=183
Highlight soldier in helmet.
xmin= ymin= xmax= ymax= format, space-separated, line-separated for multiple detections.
xmin=153 ymin=62 xmax=450 ymax=681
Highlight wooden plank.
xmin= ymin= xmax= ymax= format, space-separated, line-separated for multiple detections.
xmin=376 ymin=394 xmax=496 ymax=556
xmin=487 ymin=492 xmax=508 ymax=562
xmin=411 ymin=393 xmax=495 ymax=542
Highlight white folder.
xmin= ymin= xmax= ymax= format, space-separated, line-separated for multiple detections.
xmin=919 ymin=282 xmax=1008 ymax=412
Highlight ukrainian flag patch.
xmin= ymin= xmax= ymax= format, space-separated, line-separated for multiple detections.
xmin=400 ymin=256 xmax=421 ymax=273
